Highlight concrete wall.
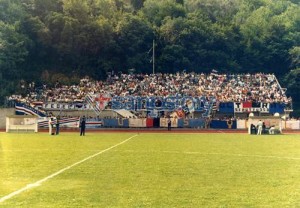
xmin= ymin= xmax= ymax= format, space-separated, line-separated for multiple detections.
xmin=0 ymin=108 xmax=15 ymax=129
xmin=48 ymin=109 xmax=119 ymax=118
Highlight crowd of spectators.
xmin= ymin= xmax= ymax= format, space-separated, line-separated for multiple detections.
xmin=8 ymin=72 xmax=292 ymax=105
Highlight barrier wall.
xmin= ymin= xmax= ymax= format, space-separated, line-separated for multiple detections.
xmin=3 ymin=108 xmax=299 ymax=130
xmin=146 ymin=119 xmax=154 ymax=127
xmin=160 ymin=118 xmax=178 ymax=127
xmin=103 ymin=118 xmax=129 ymax=128
xmin=129 ymin=118 xmax=147 ymax=127
xmin=237 ymin=119 xmax=247 ymax=129
xmin=46 ymin=118 xmax=298 ymax=130
xmin=0 ymin=108 xmax=15 ymax=129
xmin=159 ymin=118 xmax=206 ymax=128
xmin=100 ymin=118 xmax=207 ymax=128
xmin=210 ymin=120 xmax=237 ymax=129
xmin=284 ymin=120 xmax=300 ymax=129
xmin=235 ymin=119 xmax=300 ymax=130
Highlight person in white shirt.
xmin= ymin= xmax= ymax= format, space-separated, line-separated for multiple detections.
xmin=269 ymin=125 xmax=275 ymax=134
xmin=48 ymin=117 xmax=53 ymax=135
xmin=257 ymin=120 xmax=263 ymax=135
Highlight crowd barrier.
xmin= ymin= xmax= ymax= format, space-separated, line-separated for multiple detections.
xmin=101 ymin=118 xmax=206 ymax=128
xmin=209 ymin=120 xmax=237 ymax=129
xmin=236 ymin=119 xmax=300 ymax=130
xmin=284 ymin=120 xmax=300 ymax=129
xmin=37 ymin=117 xmax=299 ymax=130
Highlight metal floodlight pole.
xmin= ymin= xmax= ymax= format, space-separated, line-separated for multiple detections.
xmin=152 ymin=39 xmax=155 ymax=74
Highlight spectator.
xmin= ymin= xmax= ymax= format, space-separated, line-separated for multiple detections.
xmin=8 ymin=72 xmax=291 ymax=109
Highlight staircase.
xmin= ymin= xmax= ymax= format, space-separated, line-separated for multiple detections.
xmin=114 ymin=109 xmax=137 ymax=118
xmin=202 ymin=97 xmax=216 ymax=118
xmin=85 ymin=93 xmax=102 ymax=116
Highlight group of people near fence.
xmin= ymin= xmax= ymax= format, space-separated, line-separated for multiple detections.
xmin=251 ymin=120 xmax=277 ymax=135
xmin=48 ymin=116 xmax=60 ymax=135
xmin=48 ymin=115 xmax=86 ymax=136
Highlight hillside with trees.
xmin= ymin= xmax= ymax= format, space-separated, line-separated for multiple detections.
xmin=0 ymin=0 xmax=299 ymax=114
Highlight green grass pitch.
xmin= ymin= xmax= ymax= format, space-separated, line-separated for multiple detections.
xmin=0 ymin=132 xmax=299 ymax=207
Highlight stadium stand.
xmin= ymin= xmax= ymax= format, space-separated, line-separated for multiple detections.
xmin=7 ymin=72 xmax=293 ymax=129
xmin=8 ymin=72 xmax=292 ymax=104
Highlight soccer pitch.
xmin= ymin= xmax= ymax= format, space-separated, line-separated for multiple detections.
xmin=0 ymin=132 xmax=299 ymax=207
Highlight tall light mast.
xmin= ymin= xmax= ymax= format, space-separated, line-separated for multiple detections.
xmin=152 ymin=39 xmax=155 ymax=74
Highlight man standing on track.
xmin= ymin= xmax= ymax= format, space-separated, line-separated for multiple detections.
xmin=48 ymin=117 xmax=53 ymax=135
xmin=80 ymin=116 xmax=86 ymax=136
xmin=257 ymin=120 xmax=263 ymax=135
xmin=56 ymin=115 xmax=60 ymax=135
xmin=167 ymin=117 xmax=171 ymax=131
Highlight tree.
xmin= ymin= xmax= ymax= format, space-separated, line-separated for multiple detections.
xmin=130 ymin=0 xmax=145 ymax=11
xmin=141 ymin=0 xmax=186 ymax=26
xmin=0 ymin=22 xmax=29 ymax=79
xmin=116 ymin=14 xmax=154 ymax=73
xmin=289 ymin=47 xmax=300 ymax=69
xmin=238 ymin=1 xmax=298 ymax=74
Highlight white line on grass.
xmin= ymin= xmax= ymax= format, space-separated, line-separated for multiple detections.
xmin=163 ymin=150 xmax=300 ymax=160
xmin=0 ymin=134 xmax=138 ymax=203
xmin=110 ymin=150 xmax=300 ymax=160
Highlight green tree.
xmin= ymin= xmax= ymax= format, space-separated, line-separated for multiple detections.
xmin=130 ymin=0 xmax=145 ymax=11
xmin=116 ymin=14 xmax=154 ymax=73
xmin=289 ymin=47 xmax=300 ymax=69
xmin=141 ymin=0 xmax=186 ymax=26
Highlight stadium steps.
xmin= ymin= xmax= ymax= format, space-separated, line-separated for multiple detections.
xmin=85 ymin=94 xmax=102 ymax=116
xmin=202 ymin=97 xmax=215 ymax=118
xmin=114 ymin=109 xmax=137 ymax=118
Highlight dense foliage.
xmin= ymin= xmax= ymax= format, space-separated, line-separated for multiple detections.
xmin=0 ymin=0 xmax=299 ymax=107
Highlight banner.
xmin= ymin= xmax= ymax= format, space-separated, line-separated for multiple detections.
xmin=210 ymin=120 xmax=237 ymax=129
xmin=269 ymin=103 xmax=285 ymax=114
xmin=94 ymin=94 xmax=112 ymax=110
xmin=188 ymin=119 xmax=206 ymax=128
xmin=237 ymin=119 xmax=247 ymax=129
xmin=284 ymin=120 xmax=300 ymax=129
xmin=111 ymin=96 xmax=210 ymax=112
xmin=160 ymin=118 xmax=178 ymax=127
xmin=234 ymin=102 xmax=269 ymax=113
xmin=38 ymin=117 xmax=80 ymax=128
xmin=218 ymin=102 xmax=234 ymax=113
xmin=103 ymin=119 xmax=129 ymax=128
xmin=129 ymin=118 xmax=147 ymax=127
xmin=43 ymin=103 xmax=93 ymax=110
xmin=16 ymin=102 xmax=46 ymax=117
xmin=146 ymin=118 xmax=154 ymax=127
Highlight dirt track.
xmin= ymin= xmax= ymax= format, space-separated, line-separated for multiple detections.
xmin=2 ymin=128 xmax=299 ymax=134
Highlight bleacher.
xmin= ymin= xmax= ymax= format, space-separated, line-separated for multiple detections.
xmin=9 ymin=72 xmax=292 ymax=130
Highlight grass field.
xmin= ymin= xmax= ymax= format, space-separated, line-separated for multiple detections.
xmin=0 ymin=132 xmax=299 ymax=207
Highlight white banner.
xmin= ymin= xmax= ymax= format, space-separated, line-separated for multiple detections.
xmin=129 ymin=118 xmax=147 ymax=127
xmin=283 ymin=120 xmax=300 ymax=129
xmin=234 ymin=103 xmax=269 ymax=113
xmin=237 ymin=120 xmax=247 ymax=129
xmin=43 ymin=103 xmax=93 ymax=110
xmin=160 ymin=118 xmax=178 ymax=127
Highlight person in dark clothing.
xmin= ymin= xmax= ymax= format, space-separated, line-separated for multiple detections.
xmin=262 ymin=122 xmax=266 ymax=134
xmin=250 ymin=124 xmax=256 ymax=134
xmin=80 ymin=116 xmax=86 ymax=136
xmin=56 ymin=116 xmax=60 ymax=135
xmin=167 ymin=118 xmax=171 ymax=131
